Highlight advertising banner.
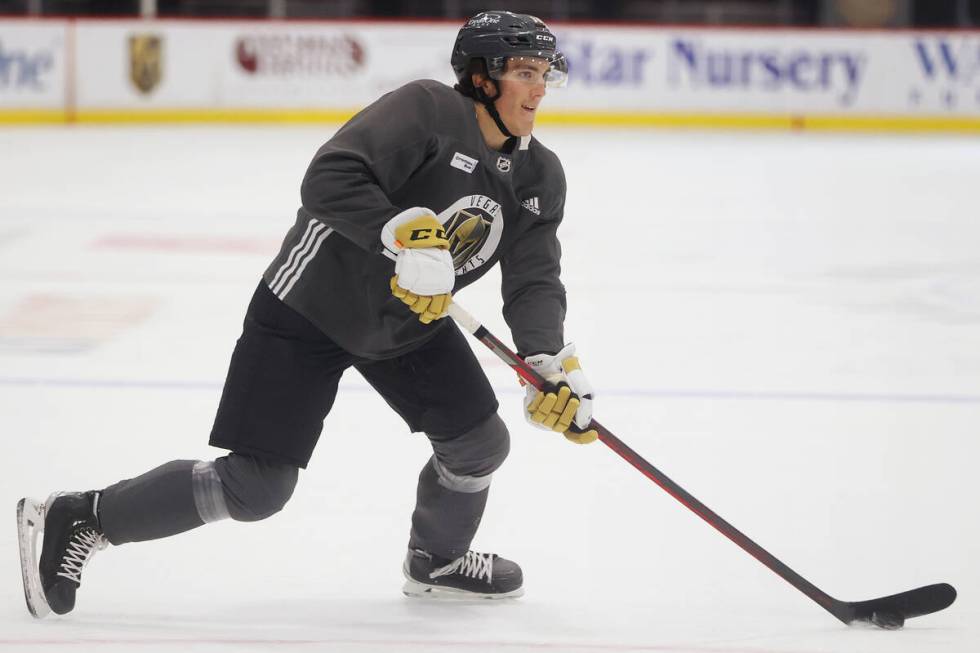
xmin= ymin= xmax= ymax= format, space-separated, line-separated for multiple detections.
xmin=903 ymin=34 xmax=980 ymax=114
xmin=551 ymin=27 xmax=980 ymax=117
xmin=220 ymin=22 xmax=455 ymax=107
xmin=72 ymin=20 xmax=457 ymax=111
xmin=76 ymin=21 xmax=219 ymax=108
xmin=0 ymin=22 xmax=66 ymax=109
xmin=1 ymin=18 xmax=977 ymax=131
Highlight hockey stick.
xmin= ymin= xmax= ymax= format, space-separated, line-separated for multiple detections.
xmin=447 ymin=302 xmax=956 ymax=629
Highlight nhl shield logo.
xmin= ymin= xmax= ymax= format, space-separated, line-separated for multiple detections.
xmin=129 ymin=34 xmax=163 ymax=95
xmin=496 ymin=156 xmax=511 ymax=173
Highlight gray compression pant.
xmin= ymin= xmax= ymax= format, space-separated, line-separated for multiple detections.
xmin=408 ymin=412 xmax=510 ymax=560
xmin=99 ymin=453 xmax=298 ymax=545
xmin=97 ymin=413 xmax=508 ymax=556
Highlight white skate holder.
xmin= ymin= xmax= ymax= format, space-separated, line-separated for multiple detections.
xmin=17 ymin=497 xmax=53 ymax=618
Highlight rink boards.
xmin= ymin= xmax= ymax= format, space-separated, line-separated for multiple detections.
xmin=0 ymin=18 xmax=978 ymax=132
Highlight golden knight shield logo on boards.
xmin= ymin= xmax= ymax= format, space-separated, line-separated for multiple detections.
xmin=128 ymin=34 xmax=163 ymax=95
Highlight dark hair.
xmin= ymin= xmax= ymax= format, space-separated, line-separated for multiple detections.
xmin=454 ymin=58 xmax=490 ymax=99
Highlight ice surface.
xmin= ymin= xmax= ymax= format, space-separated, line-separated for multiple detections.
xmin=1 ymin=124 xmax=978 ymax=652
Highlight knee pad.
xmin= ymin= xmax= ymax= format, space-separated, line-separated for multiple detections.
xmin=428 ymin=413 xmax=509 ymax=493
xmin=198 ymin=453 xmax=298 ymax=522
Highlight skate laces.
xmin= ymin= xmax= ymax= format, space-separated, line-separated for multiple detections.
xmin=430 ymin=551 xmax=494 ymax=582
xmin=56 ymin=527 xmax=107 ymax=584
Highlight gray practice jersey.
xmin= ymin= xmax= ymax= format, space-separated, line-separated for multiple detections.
xmin=263 ymin=79 xmax=567 ymax=360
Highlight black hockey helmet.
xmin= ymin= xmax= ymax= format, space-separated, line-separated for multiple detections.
xmin=451 ymin=11 xmax=566 ymax=140
xmin=451 ymin=11 xmax=568 ymax=90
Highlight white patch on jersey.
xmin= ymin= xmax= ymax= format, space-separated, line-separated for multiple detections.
xmin=496 ymin=156 xmax=511 ymax=173
xmin=521 ymin=197 xmax=540 ymax=215
xmin=437 ymin=195 xmax=505 ymax=276
xmin=450 ymin=152 xmax=478 ymax=174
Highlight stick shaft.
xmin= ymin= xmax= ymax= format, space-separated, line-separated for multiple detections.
xmin=447 ymin=302 xmax=842 ymax=619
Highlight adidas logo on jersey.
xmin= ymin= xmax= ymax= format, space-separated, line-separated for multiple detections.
xmin=521 ymin=197 xmax=540 ymax=215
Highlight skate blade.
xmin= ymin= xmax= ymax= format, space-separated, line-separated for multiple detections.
xmin=402 ymin=578 xmax=524 ymax=600
xmin=16 ymin=498 xmax=51 ymax=619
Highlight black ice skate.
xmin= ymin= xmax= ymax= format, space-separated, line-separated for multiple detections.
xmin=16 ymin=492 xmax=108 ymax=617
xmin=402 ymin=548 xmax=523 ymax=599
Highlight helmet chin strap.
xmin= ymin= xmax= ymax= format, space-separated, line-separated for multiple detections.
xmin=474 ymin=81 xmax=514 ymax=140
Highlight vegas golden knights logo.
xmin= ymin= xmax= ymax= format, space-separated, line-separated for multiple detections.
xmin=129 ymin=34 xmax=163 ymax=95
xmin=445 ymin=208 xmax=492 ymax=269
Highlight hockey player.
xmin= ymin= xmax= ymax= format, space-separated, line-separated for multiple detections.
xmin=16 ymin=10 xmax=598 ymax=617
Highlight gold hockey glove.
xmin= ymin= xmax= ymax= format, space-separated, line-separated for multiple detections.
xmin=381 ymin=207 xmax=456 ymax=324
xmin=390 ymin=277 xmax=453 ymax=325
xmin=524 ymin=344 xmax=598 ymax=445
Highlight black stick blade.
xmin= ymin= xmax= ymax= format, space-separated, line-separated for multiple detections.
xmin=836 ymin=583 xmax=957 ymax=629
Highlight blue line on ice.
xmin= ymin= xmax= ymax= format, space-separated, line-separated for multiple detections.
xmin=1 ymin=377 xmax=977 ymax=405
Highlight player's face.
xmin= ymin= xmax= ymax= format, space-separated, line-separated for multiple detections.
xmin=493 ymin=58 xmax=549 ymax=136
